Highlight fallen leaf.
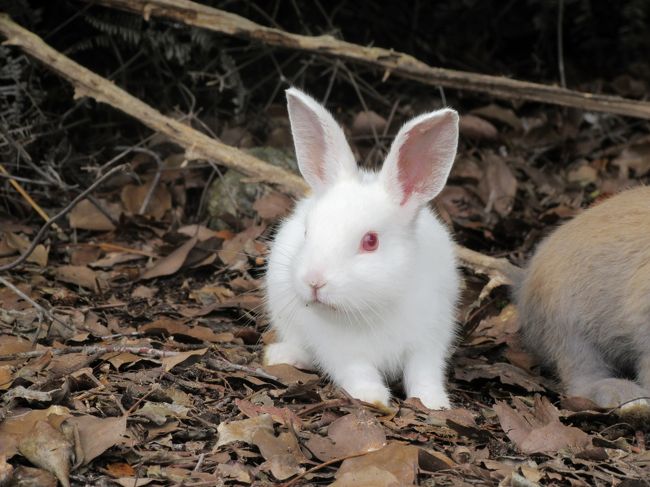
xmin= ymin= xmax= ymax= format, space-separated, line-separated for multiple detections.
xmin=0 ymin=365 xmax=12 ymax=390
xmin=10 ymin=465 xmax=58 ymax=487
xmin=455 ymin=360 xmax=544 ymax=392
xmin=131 ymin=284 xmax=157 ymax=298
xmin=567 ymin=163 xmax=598 ymax=184
xmin=337 ymin=443 xmax=419 ymax=484
xmin=3 ymin=231 xmax=48 ymax=267
xmin=0 ymin=335 xmax=33 ymax=366
xmin=477 ymin=153 xmax=518 ymax=217
xmin=63 ymin=415 xmax=127 ymax=466
xmin=612 ymin=143 xmax=650 ymax=178
xmin=105 ymin=462 xmax=136 ymax=477
xmin=253 ymin=191 xmax=294 ymax=220
xmin=305 ymin=410 xmax=386 ymax=462
xmin=54 ymin=265 xmax=99 ymax=292
xmin=471 ymin=103 xmax=523 ymax=131
xmin=159 ymin=348 xmax=207 ymax=372
xmin=254 ymin=427 xmax=306 ymax=480
xmin=331 ymin=466 xmax=404 ymax=487
xmin=0 ymin=406 xmax=71 ymax=458
xmin=218 ymin=225 xmax=265 ymax=266
xmin=121 ymin=181 xmax=172 ymax=219
xmin=141 ymin=236 xmax=198 ymax=280
xmin=216 ymin=462 xmax=252 ymax=483
xmin=262 ymin=364 xmax=319 ymax=386
xmin=141 ymin=318 xmax=233 ymax=343
xmin=351 ymin=110 xmax=387 ymax=137
xmin=18 ymin=420 xmax=72 ymax=487
xmin=68 ymin=199 xmax=120 ymax=231
xmin=494 ymin=396 xmax=592 ymax=454
xmin=136 ymin=402 xmax=190 ymax=425
xmin=459 ymin=114 xmax=498 ymax=140
xmin=216 ymin=413 xmax=274 ymax=448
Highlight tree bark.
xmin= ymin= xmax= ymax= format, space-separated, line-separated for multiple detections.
xmin=86 ymin=0 xmax=650 ymax=120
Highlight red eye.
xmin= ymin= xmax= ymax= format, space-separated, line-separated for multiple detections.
xmin=361 ymin=232 xmax=379 ymax=252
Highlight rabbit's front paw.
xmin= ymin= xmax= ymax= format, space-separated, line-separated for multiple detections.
xmin=264 ymin=342 xmax=312 ymax=370
xmin=345 ymin=382 xmax=391 ymax=407
xmin=413 ymin=391 xmax=451 ymax=410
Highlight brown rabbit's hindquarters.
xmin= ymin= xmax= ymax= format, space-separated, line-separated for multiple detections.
xmin=514 ymin=186 xmax=650 ymax=416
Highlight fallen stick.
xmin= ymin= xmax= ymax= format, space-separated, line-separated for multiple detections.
xmin=87 ymin=0 xmax=650 ymax=120
xmin=0 ymin=15 xmax=519 ymax=285
xmin=0 ymin=14 xmax=307 ymax=197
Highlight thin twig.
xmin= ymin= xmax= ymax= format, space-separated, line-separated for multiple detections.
xmin=0 ymin=345 xmax=182 ymax=362
xmin=0 ymin=276 xmax=75 ymax=343
xmin=115 ymin=146 xmax=164 ymax=215
xmin=204 ymin=357 xmax=279 ymax=382
xmin=557 ymin=0 xmax=566 ymax=88
xmin=0 ymin=165 xmax=124 ymax=272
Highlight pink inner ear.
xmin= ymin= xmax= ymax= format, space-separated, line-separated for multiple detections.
xmin=397 ymin=118 xmax=453 ymax=205
xmin=289 ymin=96 xmax=327 ymax=183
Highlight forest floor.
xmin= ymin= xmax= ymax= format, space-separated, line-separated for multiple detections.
xmin=2 ymin=4 xmax=650 ymax=486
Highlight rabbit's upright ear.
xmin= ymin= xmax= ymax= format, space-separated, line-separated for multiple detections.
xmin=381 ymin=109 xmax=458 ymax=206
xmin=286 ymin=88 xmax=357 ymax=192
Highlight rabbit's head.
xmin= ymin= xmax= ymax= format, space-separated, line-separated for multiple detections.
xmin=284 ymin=88 xmax=458 ymax=316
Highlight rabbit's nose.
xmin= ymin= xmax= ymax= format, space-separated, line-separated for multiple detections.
xmin=305 ymin=270 xmax=326 ymax=290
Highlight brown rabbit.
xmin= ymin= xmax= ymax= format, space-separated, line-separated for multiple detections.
xmin=514 ymin=186 xmax=650 ymax=412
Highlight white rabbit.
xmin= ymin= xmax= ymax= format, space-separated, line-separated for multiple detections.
xmin=264 ymin=87 xmax=460 ymax=409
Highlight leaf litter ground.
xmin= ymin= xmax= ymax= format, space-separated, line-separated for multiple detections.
xmin=1 ymin=99 xmax=650 ymax=486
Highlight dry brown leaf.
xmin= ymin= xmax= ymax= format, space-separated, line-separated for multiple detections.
xmin=262 ymin=364 xmax=319 ymax=386
xmin=18 ymin=420 xmax=72 ymax=487
xmin=351 ymin=110 xmax=388 ymax=137
xmin=254 ymin=428 xmax=306 ymax=480
xmin=141 ymin=236 xmax=198 ymax=280
xmin=0 ymin=365 xmax=13 ymax=390
xmin=216 ymin=413 xmax=274 ymax=449
xmin=612 ymin=143 xmax=650 ymax=178
xmin=218 ymin=224 xmax=265 ymax=266
xmin=54 ymin=265 xmax=99 ymax=292
xmin=236 ymin=398 xmax=303 ymax=430
xmin=3 ymin=231 xmax=48 ymax=267
xmin=113 ymin=478 xmax=156 ymax=487
xmin=160 ymin=348 xmax=207 ymax=372
xmin=141 ymin=318 xmax=233 ymax=343
xmin=131 ymin=284 xmax=157 ymax=298
xmin=331 ymin=466 xmax=404 ymax=487
xmin=336 ymin=443 xmax=419 ymax=485
xmin=121 ymin=181 xmax=172 ymax=219
xmin=459 ymin=114 xmax=498 ymax=140
xmin=105 ymin=462 xmax=136 ymax=478
xmin=253 ymin=191 xmax=294 ymax=220
xmin=136 ymin=402 xmax=190 ymax=425
xmin=63 ymin=415 xmax=127 ymax=466
xmin=10 ymin=465 xmax=58 ymax=487
xmin=477 ymin=154 xmax=518 ymax=217
xmin=455 ymin=360 xmax=544 ymax=392
xmin=68 ymin=199 xmax=120 ymax=231
xmin=216 ymin=462 xmax=252 ymax=483
xmin=471 ymin=103 xmax=523 ymax=131
xmin=0 ymin=455 xmax=12 ymax=485
xmin=0 ymin=335 xmax=33 ymax=366
xmin=305 ymin=410 xmax=386 ymax=462
xmin=89 ymin=252 xmax=145 ymax=269
xmin=494 ymin=396 xmax=592 ymax=454
xmin=0 ymin=406 xmax=71 ymax=458
xmin=567 ymin=163 xmax=598 ymax=184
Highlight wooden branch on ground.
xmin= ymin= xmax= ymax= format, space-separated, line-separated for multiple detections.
xmin=0 ymin=14 xmax=307 ymax=197
xmin=87 ymin=0 xmax=650 ymax=120
xmin=0 ymin=15 xmax=520 ymax=286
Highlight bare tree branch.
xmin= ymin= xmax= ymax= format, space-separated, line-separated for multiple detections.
xmin=87 ymin=0 xmax=650 ymax=120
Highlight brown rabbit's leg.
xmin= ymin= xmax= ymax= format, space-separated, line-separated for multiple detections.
xmin=557 ymin=337 xmax=648 ymax=408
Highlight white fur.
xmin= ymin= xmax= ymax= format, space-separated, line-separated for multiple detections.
xmin=264 ymin=88 xmax=460 ymax=409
